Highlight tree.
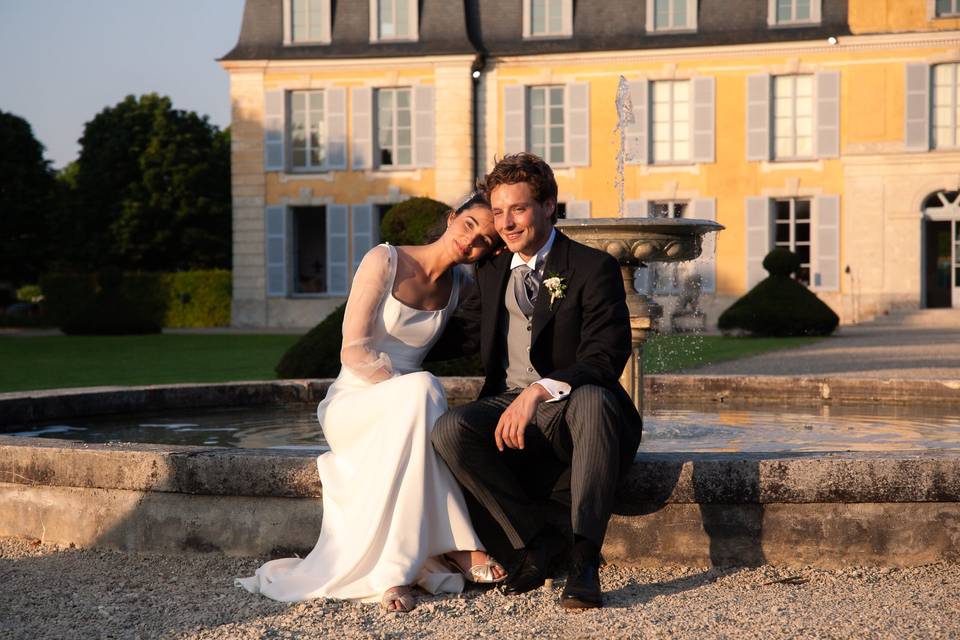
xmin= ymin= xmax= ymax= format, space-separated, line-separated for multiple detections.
xmin=0 ymin=110 xmax=58 ymax=287
xmin=62 ymin=94 xmax=231 ymax=271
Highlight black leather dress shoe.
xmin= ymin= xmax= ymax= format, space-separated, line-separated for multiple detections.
xmin=501 ymin=544 xmax=551 ymax=595
xmin=560 ymin=557 xmax=603 ymax=609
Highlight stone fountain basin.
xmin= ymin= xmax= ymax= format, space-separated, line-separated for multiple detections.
xmin=2 ymin=377 xmax=959 ymax=567
xmin=557 ymin=217 xmax=724 ymax=264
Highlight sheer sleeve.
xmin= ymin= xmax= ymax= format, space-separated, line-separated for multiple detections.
xmin=340 ymin=244 xmax=395 ymax=384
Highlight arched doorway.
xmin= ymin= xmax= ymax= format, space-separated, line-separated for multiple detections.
xmin=922 ymin=190 xmax=960 ymax=308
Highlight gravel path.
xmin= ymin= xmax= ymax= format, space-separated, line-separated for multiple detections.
xmin=685 ymin=310 xmax=960 ymax=379
xmin=3 ymin=537 xmax=959 ymax=639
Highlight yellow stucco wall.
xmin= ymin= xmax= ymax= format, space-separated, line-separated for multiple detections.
xmin=849 ymin=0 xmax=960 ymax=33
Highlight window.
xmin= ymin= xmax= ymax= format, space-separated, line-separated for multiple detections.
xmin=524 ymin=0 xmax=572 ymax=38
xmin=289 ymin=90 xmax=325 ymax=170
xmin=773 ymin=75 xmax=814 ymax=160
xmin=647 ymin=0 xmax=697 ymax=32
xmin=529 ymin=86 xmax=565 ymax=164
xmin=292 ymin=206 xmax=328 ymax=294
xmin=651 ymin=80 xmax=690 ymax=163
xmin=377 ymin=88 xmax=413 ymax=167
xmin=373 ymin=0 xmax=417 ymax=41
xmin=286 ymin=0 xmax=331 ymax=44
xmin=936 ymin=0 xmax=960 ymax=17
xmin=774 ymin=198 xmax=812 ymax=284
xmin=768 ymin=0 xmax=821 ymax=26
xmin=933 ymin=63 xmax=960 ymax=149
xmin=647 ymin=201 xmax=691 ymax=293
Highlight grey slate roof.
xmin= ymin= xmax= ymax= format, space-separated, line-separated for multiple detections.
xmin=221 ymin=0 xmax=851 ymax=61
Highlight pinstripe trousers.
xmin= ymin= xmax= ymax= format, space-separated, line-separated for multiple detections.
xmin=432 ymin=384 xmax=632 ymax=556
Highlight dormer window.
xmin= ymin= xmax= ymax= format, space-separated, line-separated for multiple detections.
xmin=935 ymin=0 xmax=960 ymax=17
xmin=767 ymin=0 xmax=821 ymax=27
xmin=646 ymin=0 xmax=698 ymax=33
xmin=284 ymin=0 xmax=331 ymax=45
xmin=371 ymin=0 xmax=419 ymax=42
xmin=523 ymin=0 xmax=573 ymax=38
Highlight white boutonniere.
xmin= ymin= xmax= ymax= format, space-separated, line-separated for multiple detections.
xmin=542 ymin=272 xmax=567 ymax=310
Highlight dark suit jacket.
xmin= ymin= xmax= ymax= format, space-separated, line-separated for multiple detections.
xmin=431 ymin=229 xmax=643 ymax=443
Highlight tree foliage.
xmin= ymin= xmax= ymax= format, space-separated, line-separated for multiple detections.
xmin=57 ymin=94 xmax=231 ymax=271
xmin=0 ymin=110 xmax=58 ymax=286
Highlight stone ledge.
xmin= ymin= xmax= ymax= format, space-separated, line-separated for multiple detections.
xmin=4 ymin=436 xmax=960 ymax=505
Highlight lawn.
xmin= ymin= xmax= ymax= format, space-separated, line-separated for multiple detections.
xmin=0 ymin=332 xmax=822 ymax=393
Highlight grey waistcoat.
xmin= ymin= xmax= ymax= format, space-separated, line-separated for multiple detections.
xmin=503 ymin=269 xmax=539 ymax=390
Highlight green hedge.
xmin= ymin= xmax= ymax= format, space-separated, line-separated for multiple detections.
xmin=41 ymin=269 xmax=231 ymax=335
xmin=162 ymin=270 xmax=231 ymax=328
xmin=42 ymin=270 xmax=167 ymax=335
xmin=718 ymin=248 xmax=839 ymax=337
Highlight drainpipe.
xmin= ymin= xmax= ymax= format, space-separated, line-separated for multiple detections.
xmin=470 ymin=54 xmax=486 ymax=184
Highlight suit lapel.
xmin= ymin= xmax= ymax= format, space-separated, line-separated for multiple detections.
xmin=481 ymin=251 xmax=513 ymax=363
xmin=531 ymin=230 xmax=573 ymax=345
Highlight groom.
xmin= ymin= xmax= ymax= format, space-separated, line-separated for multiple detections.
xmin=431 ymin=153 xmax=642 ymax=609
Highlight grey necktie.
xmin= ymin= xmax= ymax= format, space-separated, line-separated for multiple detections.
xmin=512 ymin=264 xmax=540 ymax=317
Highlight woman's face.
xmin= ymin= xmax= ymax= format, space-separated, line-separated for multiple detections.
xmin=443 ymin=204 xmax=501 ymax=264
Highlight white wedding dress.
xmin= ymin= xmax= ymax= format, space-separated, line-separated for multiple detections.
xmin=237 ymin=244 xmax=484 ymax=603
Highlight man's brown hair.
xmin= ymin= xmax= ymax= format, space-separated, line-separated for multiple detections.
xmin=480 ymin=152 xmax=559 ymax=223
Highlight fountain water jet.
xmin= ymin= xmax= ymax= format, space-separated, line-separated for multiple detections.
xmin=556 ymin=75 xmax=723 ymax=411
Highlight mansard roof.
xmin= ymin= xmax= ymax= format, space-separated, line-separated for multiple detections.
xmin=221 ymin=0 xmax=850 ymax=62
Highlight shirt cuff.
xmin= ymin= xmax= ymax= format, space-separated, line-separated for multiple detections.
xmin=533 ymin=378 xmax=572 ymax=403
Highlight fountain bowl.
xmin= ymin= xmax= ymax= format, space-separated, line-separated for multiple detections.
xmin=557 ymin=217 xmax=724 ymax=266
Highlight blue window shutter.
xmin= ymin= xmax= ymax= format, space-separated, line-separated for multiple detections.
xmin=691 ymin=77 xmax=716 ymax=164
xmin=691 ymin=198 xmax=717 ymax=293
xmin=326 ymin=204 xmax=349 ymax=295
xmin=503 ymin=85 xmax=527 ymax=154
xmin=745 ymin=196 xmax=772 ymax=288
xmin=264 ymin=90 xmax=286 ymax=171
xmin=565 ymin=82 xmax=590 ymax=166
xmin=351 ymin=87 xmax=374 ymax=170
xmin=626 ymin=80 xmax=648 ymax=164
xmin=565 ymin=200 xmax=591 ymax=219
xmin=265 ymin=205 xmax=288 ymax=297
xmin=814 ymin=195 xmax=840 ymax=291
xmin=625 ymin=199 xmax=648 ymax=217
xmin=815 ymin=71 xmax=840 ymax=159
xmin=325 ymin=87 xmax=347 ymax=170
xmin=746 ymin=74 xmax=771 ymax=161
xmin=414 ymin=84 xmax=435 ymax=168
xmin=350 ymin=204 xmax=375 ymax=277
xmin=905 ymin=63 xmax=930 ymax=152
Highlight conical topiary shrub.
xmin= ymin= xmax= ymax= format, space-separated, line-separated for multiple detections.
xmin=275 ymin=197 xmax=449 ymax=379
xmin=717 ymin=247 xmax=839 ymax=337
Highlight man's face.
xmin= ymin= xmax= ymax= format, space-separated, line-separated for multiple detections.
xmin=490 ymin=182 xmax=555 ymax=260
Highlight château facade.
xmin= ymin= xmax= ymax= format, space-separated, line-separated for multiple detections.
xmin=220 ymin=0 xmax=960 ymax=328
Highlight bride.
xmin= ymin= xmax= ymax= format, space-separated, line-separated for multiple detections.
xmin=237 ymin=192 xmax=505 ymax=612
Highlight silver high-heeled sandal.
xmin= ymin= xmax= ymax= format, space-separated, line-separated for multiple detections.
xmin=445 ymin=553 xmax=508 ymax=584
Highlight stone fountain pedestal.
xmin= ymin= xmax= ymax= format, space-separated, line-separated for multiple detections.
xmin=557 ymin=217 xmax=724 ymax=411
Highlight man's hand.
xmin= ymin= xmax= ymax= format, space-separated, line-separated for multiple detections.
xmin=495 ymin=383 xmax=552 ymax=451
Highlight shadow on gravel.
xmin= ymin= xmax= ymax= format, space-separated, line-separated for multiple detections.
xmin=603 ymin=567 xmax=741 ymax=608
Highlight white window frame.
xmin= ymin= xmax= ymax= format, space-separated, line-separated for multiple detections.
xmin=288 ymin=90 xmax=326 ymax=171
xmin=650 ymin=80 xmax=691 ymax=164
xmin=523 ymin=0 xmax=573 ymax=38
xmin=646 ymin=0 xmax=698 ymax=33
xmin=773 ymin=74 xmax=815 ymax=161
xmin=283 ymin=0 xmax=332 ymax=45
xmin=528 ymin=85 xmax=566 ymax=165
xmin=774 ymin=198 xmax=812 ymax=285
xmin=370 ymin=0 xmax=419 ymax=42
xmin=933 ymin=63 xmax=960 ymax=150
xmin=931 ymin=0 xmax=960 ymax=18
xmin=376 ymin=87 xmax=414 ymax=169
xmin=767 ymin=0 xmax=821 ymax=27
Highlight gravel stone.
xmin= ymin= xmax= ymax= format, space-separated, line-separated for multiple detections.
xmin=3 ymin=536 xmax=959 ymax=639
